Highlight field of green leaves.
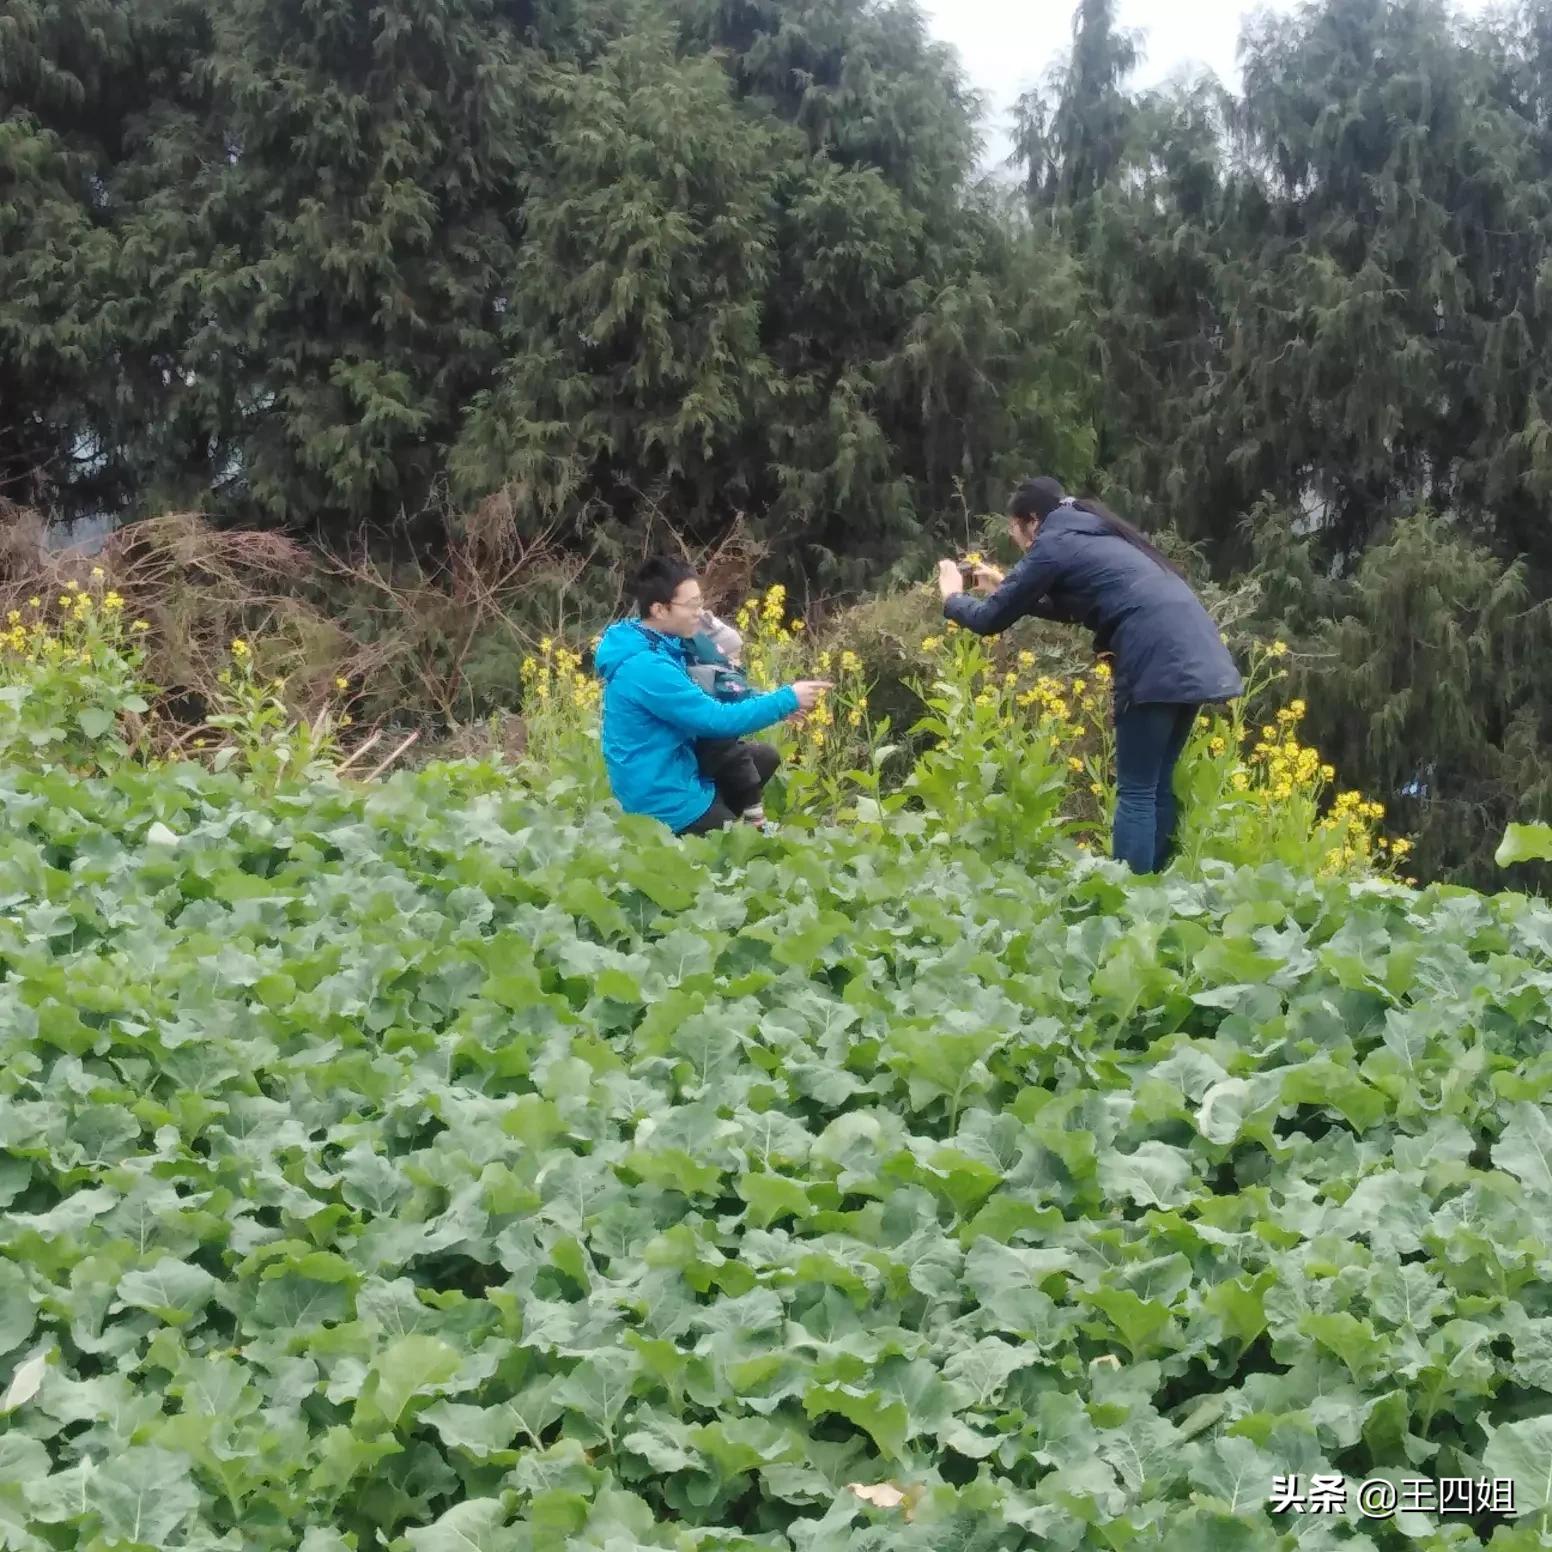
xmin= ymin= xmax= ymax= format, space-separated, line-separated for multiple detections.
xmin=5 ymin=746 xmax=1552 ymax=1551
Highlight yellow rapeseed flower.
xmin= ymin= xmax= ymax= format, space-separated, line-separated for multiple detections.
xmin=231 ymin=639 xmax=249 ymax=657
xmin=335 ymin=677 xmax=349 ymax=691
xmin=1272 ymin=640 xmax=1289 ymax=657
xmin=132 ymin=620 xmax=149 ymax=632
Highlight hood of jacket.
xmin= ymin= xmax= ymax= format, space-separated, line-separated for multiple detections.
xmin=595 ymin=619 xmax=683 ymax=681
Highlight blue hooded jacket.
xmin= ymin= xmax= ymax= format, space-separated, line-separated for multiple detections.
xmin=944 ymin=506 xmax=1243 ymax=711
xmin=594 ymin=620 xmax=800 ymax=832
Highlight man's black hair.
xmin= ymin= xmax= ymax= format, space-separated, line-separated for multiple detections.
xmin=633 ymin=555 xmax=699 ymax=618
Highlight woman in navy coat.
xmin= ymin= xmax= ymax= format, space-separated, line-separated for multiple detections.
xmin=938 ymin=476 xmax=1243 ymax=874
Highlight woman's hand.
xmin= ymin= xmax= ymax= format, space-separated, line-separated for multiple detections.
xmin=936 ymin=559 xmax=964 ymax=600
xmin=973 ymin=564 xmax=1005 ymax=591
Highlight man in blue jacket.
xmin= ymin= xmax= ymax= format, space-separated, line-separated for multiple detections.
xmin=594 ymin=557 xmax=832 ymax=835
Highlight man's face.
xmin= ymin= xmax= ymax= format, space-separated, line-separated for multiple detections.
xmin=646 ymin=577 xmax=705 ymax=638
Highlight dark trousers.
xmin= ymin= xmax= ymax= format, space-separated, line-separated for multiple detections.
xmin=678 ymin=739 xmax=780 ymax=835
xmin=1113 ymin=702 xmax=1199 ymax=874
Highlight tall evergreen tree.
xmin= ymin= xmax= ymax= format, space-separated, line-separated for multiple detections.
xmin=0 ymin=0 xmax=208 ymax=519
xmin=165 ymin=0 xmax=544 ymax=540
xmin=1251 ymin=507 xmax=1552 ymax=886
xmin=1016 ymin=0 xmax=1141 ymax=210
xmin=456 ymin=0 xmax=1095 ymax=588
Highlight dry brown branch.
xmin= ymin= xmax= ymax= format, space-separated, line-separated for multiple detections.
xmin=333 ymin=728 xmax=386 ymax=775
xmin=362 ymin=729 xmax=421 ymax=782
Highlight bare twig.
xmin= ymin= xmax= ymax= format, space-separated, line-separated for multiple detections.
xmin=362 ymin=729 xmax=421 ymax=782
xmin=334 ymin=728 xmax=386 ymax=774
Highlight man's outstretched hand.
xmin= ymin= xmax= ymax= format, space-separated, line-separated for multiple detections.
xmin=791 ymin=679 xmax=833 ymax=713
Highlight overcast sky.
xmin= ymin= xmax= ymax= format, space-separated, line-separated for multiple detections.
xmin=922 ymin=0 xmax=1492 ymax=173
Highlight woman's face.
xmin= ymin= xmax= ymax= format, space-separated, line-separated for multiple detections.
xmin=1008 ymin=514 xmax=1038 ymax=552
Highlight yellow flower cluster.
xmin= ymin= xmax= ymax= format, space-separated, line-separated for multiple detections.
xmin=739 ymin=585 xmax=804 ymax=690
xmin=805 ymin=693 xmax=835 ymax=748
xmin=0 ymin=577 xmax=138 ymax=662
xmin=1246 ymin=700 xmax=1328 ymax=802
xmin=730 ymin=584 xmax=878 ymax=767
xmin=1016 ymin=674 xmax=1075 ymax=722
xmin=520 ymin=637 xmax=600 ymax=714
xmin=1326 ymin=788 xmax=1386 ymax=825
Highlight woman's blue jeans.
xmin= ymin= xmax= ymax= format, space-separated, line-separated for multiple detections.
xmin=1113 ymin=702 xmax=1200 ymax=874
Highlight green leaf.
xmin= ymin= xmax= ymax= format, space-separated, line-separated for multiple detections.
xmin=802 ymin=1383 xmax=909 ymax=1460
xmin=1497 ymin=823 xmax=1552 ymax=867
xmin=1493 ymin=1103 xmax=1552 ymax=1195
xmin=553 ymin=1349 xmax=639 ymax=1441
xmin=87 ymin=1447 xmax=199 ymax=1546
xmin=403 ymin=1498 xmax=514 ymax=1550
xmin=0 ymin=1262 xmax=35 ymax=1354
xmin=358 ymin=1335 xmax=462 ymax=1430
xmin=1098 ymin=1142 xmax=1194 ymax=1209
xmin=1280 ymin=1059 xmax=1389 ymax=1130
xmin=420 ymin=1400 xmax=522 ymax=1459
xmin=1483 ymin=1413 xmax=1552 ymax=1515
xmin=113 ymin=1259 xmax=219 ymax=1326
xmin=737 ymin=1172 xmax=814 ymax=1227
